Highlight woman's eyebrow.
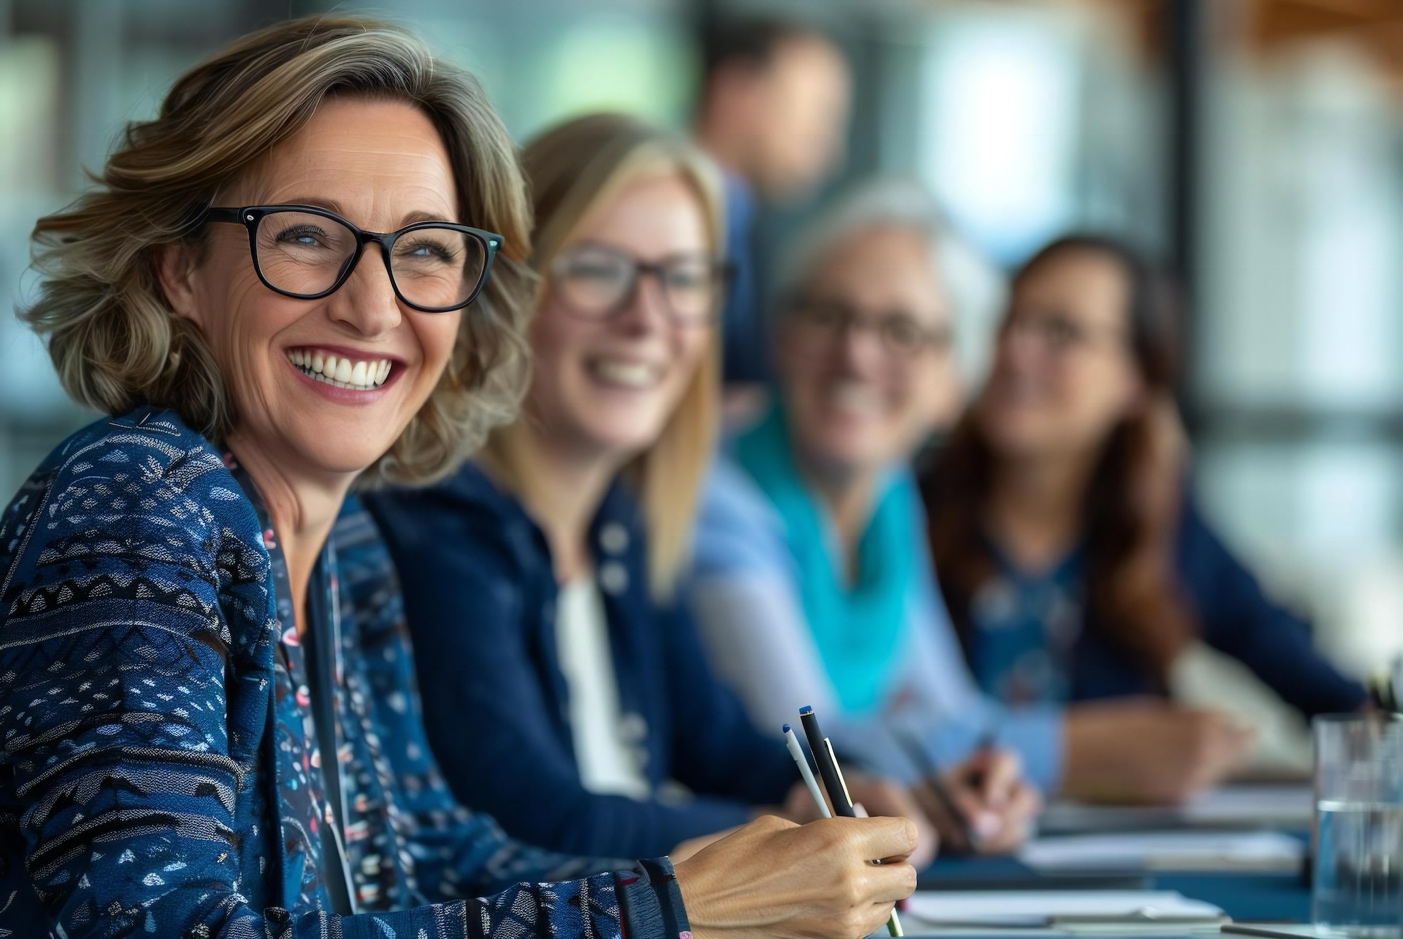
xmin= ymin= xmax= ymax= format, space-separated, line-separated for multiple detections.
xmin=400 ymin=210 xmax=458 ymax=226
xmin=271 ymin=195 xmax=347 ymax=215
xmin=264 ymin=199 xmax=455 ymax=227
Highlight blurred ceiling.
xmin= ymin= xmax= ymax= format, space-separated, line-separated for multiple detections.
xmin=1251 ymin=0 xmax=1403 ymax=85
xmin=1085 ymin=0 xmax=1403 ymax=84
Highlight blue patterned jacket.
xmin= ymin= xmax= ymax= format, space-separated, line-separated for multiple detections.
xmin=0 ymin=407 xmax=689 ymax=939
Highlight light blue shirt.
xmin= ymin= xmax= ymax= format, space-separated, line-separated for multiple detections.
xmin=686 ymin=457 xmax=1065 ymax=793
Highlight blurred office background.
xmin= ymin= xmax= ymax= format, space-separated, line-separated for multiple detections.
xmin=2 ymin=0 xmax=1400 ymax=765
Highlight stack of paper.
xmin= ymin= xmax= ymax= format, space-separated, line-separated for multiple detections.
xmin=903 ymin=890 xmax=1227 ymax=928
xmin=1182 ymin=785 xmax=1312 ymax=826
xmin=1018 ymin=830 xmax=1305 ymax=873
xmin=1039 ymin=785 xmax=1313 ymax=834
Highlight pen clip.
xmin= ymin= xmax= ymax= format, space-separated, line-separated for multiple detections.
xmin=824 ymin=738 xmax=853 ymax=808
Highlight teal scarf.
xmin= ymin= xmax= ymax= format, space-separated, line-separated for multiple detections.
xmin=733 ymin=404 xmax=915 ymax=715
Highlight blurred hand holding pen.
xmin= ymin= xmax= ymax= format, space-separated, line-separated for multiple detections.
xmin=895 ymin=729 xmax=1042 ymax=855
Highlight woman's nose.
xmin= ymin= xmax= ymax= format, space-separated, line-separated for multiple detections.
xmin=329 ymin=245 xmax=404 ymax=337
xmin=612 ymin=271 xmax=672 ymax=335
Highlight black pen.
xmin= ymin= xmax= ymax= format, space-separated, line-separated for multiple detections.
xmin=798 ymin=705 xmax=903 ymax=937
xmin=893 ymin=729 xmax=981 ymax=851
xmin=967 ymin=729 xmax=996 ymax=787
xmin=799 ymin=705 xmax=855 ymax=817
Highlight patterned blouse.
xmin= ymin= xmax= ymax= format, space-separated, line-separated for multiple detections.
xmin=0 ymin=407 xmax=688 ymax=938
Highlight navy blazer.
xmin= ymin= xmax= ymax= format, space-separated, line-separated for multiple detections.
xmin=365 ymin=463 xmax=797 ymax=858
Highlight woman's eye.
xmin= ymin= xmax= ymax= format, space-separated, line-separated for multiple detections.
xmin=882 ymin=317 xmax=921 ymax=348
xmin=569 ymin=260 xmax=627 ymax=282
xmin=1049 ymin=319 xmax=1080 ymax=344
xmin=275 ymin=226 xmax=327 ymax=246
xmin=799 ymin=301 xmax=841 ymax=326
xmin=400 ymin=239 xmax=455 ymax=262
xmin=665 ymin=267 xmax=707 ymax=290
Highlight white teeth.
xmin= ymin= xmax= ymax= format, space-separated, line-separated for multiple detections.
xmin=592 ymin=360 xmax=655 ymax=388
xmin=285 ymin=349 xmax=394 ymax=390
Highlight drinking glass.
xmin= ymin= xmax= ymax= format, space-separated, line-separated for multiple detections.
xmin=1313 ymin=714 xmax=1403 ymax=936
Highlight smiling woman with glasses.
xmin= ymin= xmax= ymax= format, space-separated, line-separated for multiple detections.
xmin=362 ymin=113 xmax=936 ymax=875
xmin=922 ymin=233 xmax=1368 ymax=805
xmin=0 ymin=20 xmax=919 ymax=939
xmin=685 ymin=179 xmax=1045 ymax=855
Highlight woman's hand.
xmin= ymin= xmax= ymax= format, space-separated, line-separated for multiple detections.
xmin=780 ymin=773 xmax=939 ymax=869
xmin=1062 ymin=698 xmax=1255 ymax=804
xmin=912 ymin=747 xmax=1040 ymax=854
xmin=673 ymin=814 xmax=918 ymax=939
xmin=671 ymin=827 xmax=741 ymax=864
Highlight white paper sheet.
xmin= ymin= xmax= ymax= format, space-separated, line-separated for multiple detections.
xmin=904 ymin=890 xmax=1226 ymax=927
xmin=1182 ymin=785 xmax=1313 ymax=824
xmin=1018 ymin=830 xmax=1305 ymax=872
xmin=1040 ymin=785 xmax=1314 ymax=834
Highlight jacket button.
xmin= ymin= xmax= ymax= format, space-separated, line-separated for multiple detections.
xmin=599 ymin=561 xmax=628 ymax=595
xmin=599 ymin=523 xmax=629 ymax=555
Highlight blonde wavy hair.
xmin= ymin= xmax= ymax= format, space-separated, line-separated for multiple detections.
xmin=21 ymin=14 xmax=533 ymax=485
xmin=483 ymin=113 xmax=724 ymax=599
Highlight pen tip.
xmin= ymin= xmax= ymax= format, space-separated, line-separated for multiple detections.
xmin=782 ymin=723 xmax=791 ymax=732
xmin=799 ymin=705 xmax=813 ymax=715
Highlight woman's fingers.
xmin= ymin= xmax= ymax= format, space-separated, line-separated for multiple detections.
xmin=846 ymin=776 xmax=938 ymax=868
xmin=865 ymin=855 xmax=920 ymax=901
xmin=673 ymin=815 xmax=920 ymax=939
xmin=852 ymin=813 xmax=921 ymax=863
xmin=971 ymin=748 xmax=1022 ymax=806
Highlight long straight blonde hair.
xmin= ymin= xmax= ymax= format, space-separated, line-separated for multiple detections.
xmin=483 ymin=112 xmax=724 ymax=599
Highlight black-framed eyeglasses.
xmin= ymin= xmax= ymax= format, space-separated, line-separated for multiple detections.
xmin=203 ymin=204 xmax=504 ymax=313
xmin=788 ymin=297 xmax=952 ymax=358
xmin=549 ymin=242 xmax=729 ymax=326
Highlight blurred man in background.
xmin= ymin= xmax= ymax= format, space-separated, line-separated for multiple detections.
xmin=694 ymin=16 xmax=852 ymax=402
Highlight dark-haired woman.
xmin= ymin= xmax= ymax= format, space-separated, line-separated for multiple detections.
xmin=923 ymin=235 xmax=1367 ymax=802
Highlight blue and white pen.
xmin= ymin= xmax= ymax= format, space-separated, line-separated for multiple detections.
xmin=783 ymin=723 xmax=831 ymax=819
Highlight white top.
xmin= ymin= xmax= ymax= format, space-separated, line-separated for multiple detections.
xmin=556 ymin=576 xmax=650 ymax=799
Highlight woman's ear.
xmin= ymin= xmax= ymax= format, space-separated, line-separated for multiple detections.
xmin=153 ymin=242 xmax=202 ymax=324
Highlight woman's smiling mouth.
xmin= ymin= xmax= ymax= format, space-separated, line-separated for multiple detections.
xmin=287 ymin=347 xmax=394 ymax=390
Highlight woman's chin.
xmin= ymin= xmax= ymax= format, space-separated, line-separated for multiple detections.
xmin=570 ymin=409 xmax=668 ymax=459
xmin=291 ymin=437 xmax=397 ymax=478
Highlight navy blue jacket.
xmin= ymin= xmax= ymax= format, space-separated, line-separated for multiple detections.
xmin=365 ymin=463 xmax=798 ymax=858
xmin=950 ymin=494 xmax=1368 ymax=715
